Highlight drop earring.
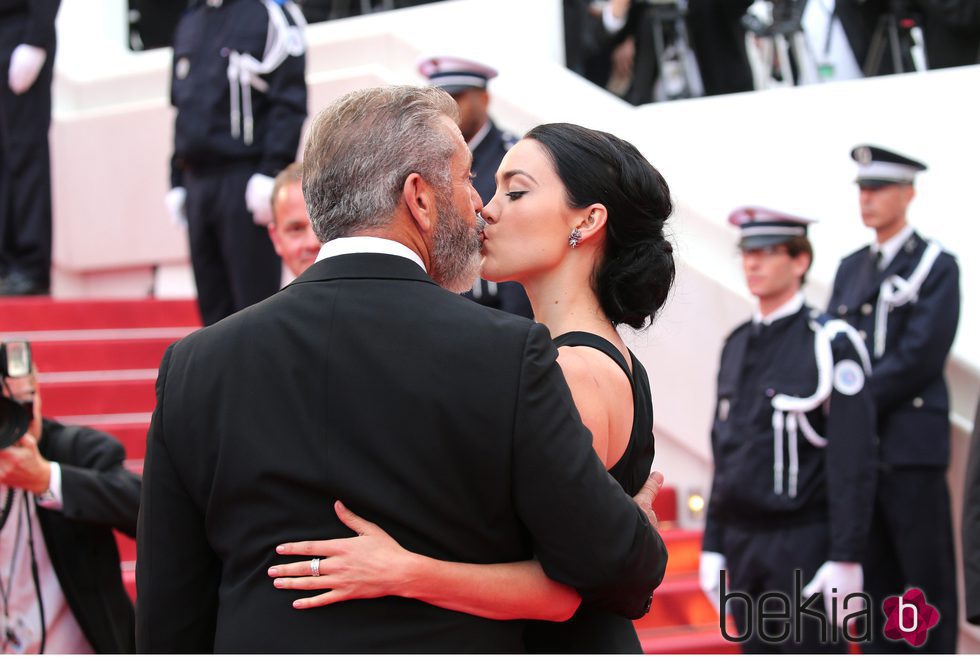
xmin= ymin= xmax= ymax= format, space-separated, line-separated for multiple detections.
xmin=568 ymin=228 xmax=583 ymax=249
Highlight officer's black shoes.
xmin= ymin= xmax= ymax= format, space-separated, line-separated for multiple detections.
xmin=0 ymin=271 xmax=50 ymax=296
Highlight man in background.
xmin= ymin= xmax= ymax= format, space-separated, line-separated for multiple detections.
xmin=828 ymin=144 xmax=960 ymax=652
xmin=0 ymin=0 xmax=60 ymax=296
xmin=702 ymin=208 xmax=875 ymax=652
xmin=164 ymin=0 xmax=307 ymax=326
xmin=268 ymin=162 xmax=320 ymax=283
xmin=418 ymin=54 xmax=532 ymax=318
xmin=0 ymin=341 xmax=140 ymax=652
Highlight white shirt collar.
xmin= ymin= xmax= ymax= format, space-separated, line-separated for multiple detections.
xmin=753 ymin=292 xmax=805 ymax=326
xmin=467 ymin=121 xmax=492 ymax=152
xmin=871 ymin=223 xmax=914 ymax=271
xmin=315 ymin=236 xmax=427 ymax=273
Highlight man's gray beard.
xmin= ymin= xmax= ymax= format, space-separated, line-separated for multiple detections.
xmin=429 ymin=192 xmax=483 ymax=294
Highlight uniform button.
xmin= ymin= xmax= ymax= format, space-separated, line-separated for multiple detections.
xmin=766 ymin=388 xmax=776 ymax=398
xmin=837 ymin=304 xmax=848 ymax=316
xmin=861 ymin=303 xmax=873 ymax=316
xmin=858 ymin=330 xmax=867 ymax=340
xmin=913 ymin=397 xmax=924 ymax=408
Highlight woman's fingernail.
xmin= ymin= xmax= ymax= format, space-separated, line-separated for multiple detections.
xmin=268 ymin=567 xmax=278 ymax=576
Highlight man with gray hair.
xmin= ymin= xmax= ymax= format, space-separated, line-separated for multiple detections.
xmin=136 ymin=85 xmax=666 ymax=652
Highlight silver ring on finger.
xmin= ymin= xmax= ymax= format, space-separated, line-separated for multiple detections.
xmin=310 ymin=557 xmax=321 ymax=577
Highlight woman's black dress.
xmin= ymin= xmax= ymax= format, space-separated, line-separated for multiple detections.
xmin=523 ymin=331 xmax=656 ymax=654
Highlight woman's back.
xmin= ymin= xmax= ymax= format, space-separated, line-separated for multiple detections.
xmin=524 ymin=330 xmax=656 ymax=654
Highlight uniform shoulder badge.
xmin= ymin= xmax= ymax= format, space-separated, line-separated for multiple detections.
xmin=833 ymin=359 xmax=865 ymax=396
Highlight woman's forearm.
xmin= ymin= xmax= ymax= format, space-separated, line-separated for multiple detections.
xmin=400 ymin=555 xmax=581 ymax=622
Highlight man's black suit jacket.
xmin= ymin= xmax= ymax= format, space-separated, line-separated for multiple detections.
xmin=36 ymin=419 xmax=140 ymax=653
xmin=137 ymin=253 xmax=667 ymax=653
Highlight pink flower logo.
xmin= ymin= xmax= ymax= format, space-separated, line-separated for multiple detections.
xmin=882 ymin=588 xmax=940 ymax=647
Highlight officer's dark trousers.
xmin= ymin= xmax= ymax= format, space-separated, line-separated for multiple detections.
xmin=184 ymin=163 xmax=280 ymax=326
xmin=723 ymin=523 xmax=846 ymax=654
xmin=863 ymin=467 xmax=958 ymax=653
xmin=0 ymin=15 xmax=53 ymax=287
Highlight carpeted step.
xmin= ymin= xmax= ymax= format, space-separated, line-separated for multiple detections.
xmin=84 ymin=420 xmax=150 ymax=458
xmin=660 ymin=528 xmax=701 ymax=577
xmin=122 ymin=564 xmax=136 ymax=603
xmin=39 ymin=374 xmax=157 ymax=417
xmin=28 ymin=334 xmax=186 ymax=372
xmin=0 ymin=298 xmax=200 ymax=332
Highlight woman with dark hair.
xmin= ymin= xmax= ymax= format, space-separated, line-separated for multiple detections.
xmin=268 ymin=123 xmax=675 ymax=652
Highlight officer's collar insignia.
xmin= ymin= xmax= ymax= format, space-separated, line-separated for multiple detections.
xmin=718 ymin=398 xmax=730 ymax=422
xmin=904 ymin=237 xmax=917 ymax=253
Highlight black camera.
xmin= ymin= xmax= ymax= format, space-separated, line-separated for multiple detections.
xmin=0 ymin=341 xmax=35 ymax=449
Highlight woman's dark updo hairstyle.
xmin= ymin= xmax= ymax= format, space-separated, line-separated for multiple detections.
xmin=525 ymin=123 xmax=675 ymax=329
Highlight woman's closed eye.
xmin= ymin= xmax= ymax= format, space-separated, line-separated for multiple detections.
xmin=505 ymin=191 xmax=527 ymax=201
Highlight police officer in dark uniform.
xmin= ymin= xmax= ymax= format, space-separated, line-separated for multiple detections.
xmin=166 ymin=0 xmax=307 ymax=326
xmin=828 ymin=145 xmax=960 ymax=653
xmin=701 ymin=207 xmax=876 ymax=653
xmin=417 ymin=55 xmax=532 ymax=319
xmin=0 ymin=0 xmax=60 ymax=296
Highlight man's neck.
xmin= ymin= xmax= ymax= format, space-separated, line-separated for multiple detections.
xmin=757 ymin=288 xmax=802 ymax=319
xmin=875 ymin=217 xmax=908 ymax=245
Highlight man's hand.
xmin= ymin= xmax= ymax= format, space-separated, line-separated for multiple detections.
xmin=632 ymin=471 xmax=664 ymax=530
xmin=165 ymin=187 xmax=188 ymax=228
xmin=802 ymin=561 xmax=864 ymax=627
xmin=0 ymin=434 xmax=51 ymax=494
xmin=699 ymin=551 xmax=726 ymax=614
xmin=245 ymin=173 xmax=275 ymax=226
xmin=8 ymin=44 xmax=46 ymax=95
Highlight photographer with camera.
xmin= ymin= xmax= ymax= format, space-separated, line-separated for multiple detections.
xmin=0 ymin=341 xmax=139 ymax=653
xmin=836 ymin=0 xmax=980 ymax=74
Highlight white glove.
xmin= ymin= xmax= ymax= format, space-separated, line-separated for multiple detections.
xmin=245 ymin=173 xmax=275 ymax=226
xmin=164 ymin=187 xmax=188 ymax=228
xmin=699 ymin=551 xmax=727 ymax=614
xmin=802 ymin=561 xmax=864 ymax=627
xmin=8 ymin=44 xmax=47 ymax=95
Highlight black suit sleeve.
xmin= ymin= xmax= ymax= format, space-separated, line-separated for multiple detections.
xmin=19 ymin=0 xmax=60 ymax=47
xmin=511 ymin=323 xmax=667 ymax=619
xmin=136 ymin=345 xmax=221 ymax=653
xmin=869 ymin=254 xmax=960 ymax=412
xmin=56 ymin=427 xmax=141 ymax=538
xmin=823 ymin=336 xmax=877 ymax=562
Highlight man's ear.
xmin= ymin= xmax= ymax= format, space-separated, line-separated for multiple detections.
xmin=572 ymin=204 xmax=608 ymax=245
xmin=403 ymin=172 xmax=436 ymax=234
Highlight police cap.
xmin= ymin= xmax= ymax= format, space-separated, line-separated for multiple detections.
xmin=417 ymin=55 xmax=498 ymax=95
xmin=851 ymin=144 xmax=927 ymax=189
xmin=729 ymin=206 xmax=817 ymax=250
